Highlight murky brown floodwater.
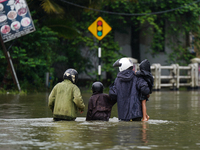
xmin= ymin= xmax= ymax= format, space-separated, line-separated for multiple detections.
xmin=0 ymin=90 xmax=200 ymax=150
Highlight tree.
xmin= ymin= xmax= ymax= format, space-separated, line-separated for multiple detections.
xmin=2 ymin=0 xmax=199 ymax=91
xmin=99 ymin=0 xmax=200 ymax=64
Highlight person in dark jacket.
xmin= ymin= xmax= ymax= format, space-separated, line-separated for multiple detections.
xmin=135 ymin=59 xmax=154 ymax=121
xmin=86 ymin=82 xmax=116 ymax=121
xmin=109 ymin=57 xmax=150 ymax=121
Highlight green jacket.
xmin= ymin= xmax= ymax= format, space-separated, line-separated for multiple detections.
xmin=48 ymin=79 xmax=85 ymax=120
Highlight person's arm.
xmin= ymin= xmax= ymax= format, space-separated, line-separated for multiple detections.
xmin=109 ymin=80 xmax=118 ymax=102
xmin=137 ymin=78 xmax=150 ymax=99
xmin=86 ymin=98 xmax=93 ymax=121
xmin=140 ymin=85 xmax=150 ymax=97
xmin=73 ymin=86 xmax=85 ymax=111
xmin=48 ymin=85 xmax=57 ymax=113
xmin=107 ymin=94 xmax=117 ymax=106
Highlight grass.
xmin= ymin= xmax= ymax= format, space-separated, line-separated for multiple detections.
xmin=0 ymin=89 xmax=27 ymax=95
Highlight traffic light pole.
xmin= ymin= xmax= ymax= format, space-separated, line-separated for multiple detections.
xmin=88 ymin=17 xmax=112 ymax=81
xmin=0 ymin=36 xmax=21 ymax=91
xmin=98 ymin=41 xmax=101 ymax=81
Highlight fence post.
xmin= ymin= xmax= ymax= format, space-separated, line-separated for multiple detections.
xmin=189 ymin=64 xmax=195 ymax=88
xmin=150 ymin=63 xmax=198 ymax=90
xmin=176 ymin=64 xmax=180 ymax=89
xmin=194 ymin=63 xmax=198 ymax=87
xmin=169 ymin=64 xmax=176 ymax=90
xmin=157 ymin=64 xmax=161 ymax=90
xmin=151 ymin=64 xmax=157 ymax=90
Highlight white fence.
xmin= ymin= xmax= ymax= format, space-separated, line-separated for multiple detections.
xmin=134 ymin=63 xmax=199 ymax=90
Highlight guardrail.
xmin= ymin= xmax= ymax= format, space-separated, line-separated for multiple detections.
xmin=134 ymin=63 xmax=199 ymax=90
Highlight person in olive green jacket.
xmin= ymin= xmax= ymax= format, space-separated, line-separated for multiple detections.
xmin=48 ymin=68 xmax=85 ymax=121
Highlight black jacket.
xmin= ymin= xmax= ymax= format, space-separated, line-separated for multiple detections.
xmin=136 ymin=59 xmax=154 ymax=100
xmin=86 ymin=93 xmax=116 ymax=121
xmin=109 ymin=69 xmax=150 ymax=120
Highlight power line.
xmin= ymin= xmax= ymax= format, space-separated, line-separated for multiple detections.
xmin=60 ymin=0 xmax=200 ymax=16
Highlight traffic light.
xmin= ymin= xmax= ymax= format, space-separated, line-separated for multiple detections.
xmin=97 ymin=20 xmax=102 ymax=37
xmin=88 ymin=17 xmax=112 ymax=40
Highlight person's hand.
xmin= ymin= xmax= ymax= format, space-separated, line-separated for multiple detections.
xmin=147 ymin=94 xmax=150 ymax=98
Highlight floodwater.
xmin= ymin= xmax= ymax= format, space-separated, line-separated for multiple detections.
xmin=0 ymin=90 xmax=200 ymax=150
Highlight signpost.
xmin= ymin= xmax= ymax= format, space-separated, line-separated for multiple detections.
xmin=88 ymin=17 xmax=112 ymax=81
xmin=0 ymin=0 xmax=36 ymax=91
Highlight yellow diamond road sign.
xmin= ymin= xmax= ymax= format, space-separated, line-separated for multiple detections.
xmin=88 ymin=17 xmax=112 ymax=41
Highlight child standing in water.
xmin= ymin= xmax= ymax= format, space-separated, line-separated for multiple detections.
xmin=86 ymin=82 xmax=116 ymax=121
xmin=135 ymin=59 xmax=154 ymax=121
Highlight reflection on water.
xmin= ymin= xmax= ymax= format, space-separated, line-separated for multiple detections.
xmin=153 ymin=91 xmax=161 ymax=110
xmin=0 ymin=91 xmax=200 ymax=149
xmin=0 ymin=117 xmax=173 ymax=150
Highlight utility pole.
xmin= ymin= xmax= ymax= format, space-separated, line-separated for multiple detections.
xmin=0 ymin=36 xmax=21 ymax=91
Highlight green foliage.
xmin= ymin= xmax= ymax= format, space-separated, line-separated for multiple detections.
xmin=167 ymin=46 xmax=196 ymax=65
xmin=2 ymin=0 xmax=200 ymax=90
xmin=101 ymin=0 xmax=200 ymax=65
xmin=43 ymin=18 xmax=81 ymax=39
xmin=41 ymin=0 xmax=64 ymax=14
xmin=0 ymin=89 xmax=27 ymax=95
xmin=0 ymin=20 xmax=59 ymax=90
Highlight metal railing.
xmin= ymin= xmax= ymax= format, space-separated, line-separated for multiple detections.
xmin=134 ymin=63 xmax=199 ymax=90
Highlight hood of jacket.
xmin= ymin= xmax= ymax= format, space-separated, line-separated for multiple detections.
xmin=117 ymin=68 xmax=135 ymax=82
xmin=136 ymin=59 xmax=154 ymax=92
xmin=139 ymin=59 xmax=151 ymax=72
xmin=136 ymin=71 xmax=154 ymax=94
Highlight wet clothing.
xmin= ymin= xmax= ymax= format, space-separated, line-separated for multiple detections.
xmin=86 ymin=93 xmax=116 ymax=121
xmin=136 ymin=59 xmax=154 ymax=101
xmin=109 ymin=69 xmax=150 ymax=121
xmin=48 ymin=79 xmax=85 ymax=120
